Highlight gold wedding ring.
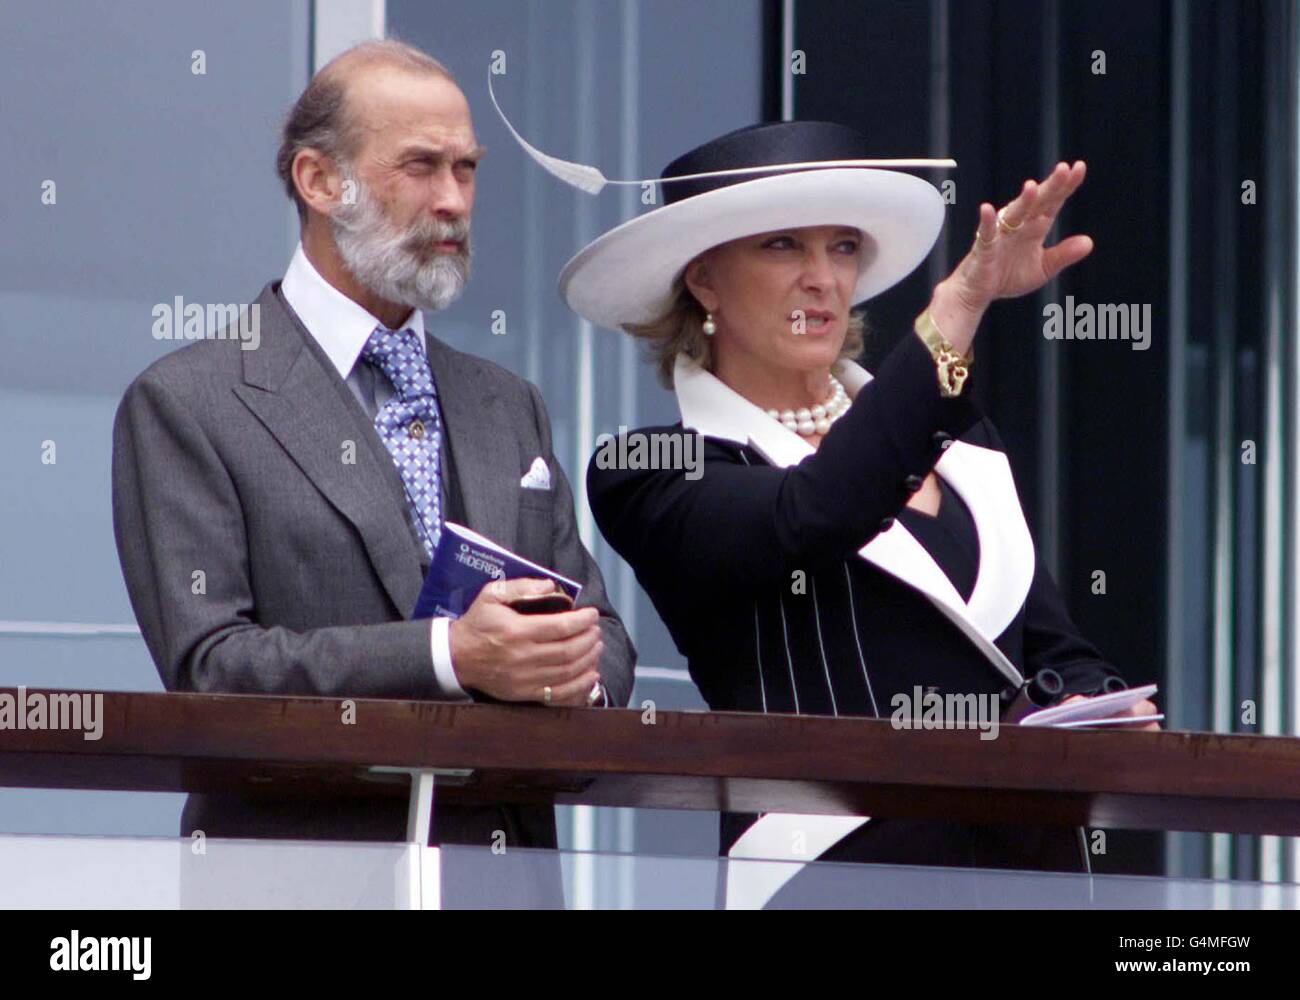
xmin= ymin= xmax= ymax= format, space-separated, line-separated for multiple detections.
xmin=543 ymin=685 xmax=552 ymax=705
xmin=996 ymin=207 xmax=1024 ymax=234
xmin=976 ymin=227 xmax=996 ymax=247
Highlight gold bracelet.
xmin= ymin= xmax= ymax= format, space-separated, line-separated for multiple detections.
xmin=914 ymin=309 xmax=973 ymax=398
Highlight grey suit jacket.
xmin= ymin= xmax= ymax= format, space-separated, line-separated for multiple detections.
xmin=112 ymin=281 xmax=635 ymax=853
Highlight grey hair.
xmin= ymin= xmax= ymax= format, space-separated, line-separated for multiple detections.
xmin=275 ymin=39 xmax=455 ymax=223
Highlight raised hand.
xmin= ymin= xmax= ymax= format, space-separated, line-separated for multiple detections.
xmin=956 ymin=160 xmax=1093 ymax=305
xmin=924 ymin=161 xmax=1093 ymax=355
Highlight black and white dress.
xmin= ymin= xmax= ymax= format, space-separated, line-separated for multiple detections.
xmin=587 ymin=329 xmax=1128 ymax=903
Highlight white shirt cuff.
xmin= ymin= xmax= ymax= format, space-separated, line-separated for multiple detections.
xmin=430 ymin=617 xmax=471 ymax=701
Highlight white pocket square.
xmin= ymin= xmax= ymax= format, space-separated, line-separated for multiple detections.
xmin=520 ymin=456 xmax=551 ymax=490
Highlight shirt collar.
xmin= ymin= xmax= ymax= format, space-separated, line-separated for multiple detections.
xmin=280 ymin=242 xmax=426 ymax=379
xmin=672 ymin=352 xmax=872 ymax=468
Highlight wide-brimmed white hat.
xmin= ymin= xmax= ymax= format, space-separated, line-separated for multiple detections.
xmin=553 ymin=121 xmax=949 ymax=330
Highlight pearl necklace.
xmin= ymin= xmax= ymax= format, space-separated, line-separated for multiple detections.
xmin=765 ymin=375 xmax=850 ymax=436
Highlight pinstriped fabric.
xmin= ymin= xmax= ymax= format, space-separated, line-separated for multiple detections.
xmin=741 ymin=449 xmax=864 ymax=718
xmin=809 ymin=575 xmax=839 ymax=716
xmin=739 ymin=453 xmax=771 ymax=713
xmin=776 ymin=594 xmax=800 ymax=713
xmin=732 ymin=445 xmax=987 ymax=720
xmin=843 ymin=562 xmax=880 ymax=715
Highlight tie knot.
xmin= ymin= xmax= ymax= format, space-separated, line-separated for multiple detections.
xmin=362 ymin=325 xmax=435 ymax=401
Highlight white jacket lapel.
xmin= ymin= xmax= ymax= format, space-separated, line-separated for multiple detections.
xmin=934 ymin=440 xmax=1036 ymax=641
xmin=674 ymin=354 xmax=1030 ymax=687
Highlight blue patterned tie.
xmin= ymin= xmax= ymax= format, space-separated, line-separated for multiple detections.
xmin=361 ymin=325 xmax=443 ymax=558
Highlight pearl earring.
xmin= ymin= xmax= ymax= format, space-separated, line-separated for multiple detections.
xmin=702 ymin=312 xmax=716 ymax=336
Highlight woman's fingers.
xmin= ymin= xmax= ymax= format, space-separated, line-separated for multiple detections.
xmin=978 ymin=160 xmax=1088 ymax=250
xmin=997 ymin=178 xmax=1038 ymax=230
xmin=1033 ymin=160 xmax=1086 ymax=223
xmin=958 ymin=161 xmax=1090 ymax=300
xmin=973 ymin=202 xmax=998 ymax=250
xmin=1055 ymin=693 xmax=1161 ymax=730
xmin=1117 ymin=698 xmax=1161 ymax=732
xmin=1040 ymin=234 xmax=1095 ymax=281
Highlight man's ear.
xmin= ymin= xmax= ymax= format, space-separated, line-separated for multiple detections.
xmin=683 ymin=255 xmax=718 ymax=313
xmin=292 ymin=147 xmax=345 ymax=218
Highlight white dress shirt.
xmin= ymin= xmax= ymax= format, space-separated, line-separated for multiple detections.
xmin=280 ymin=242 xmax=470 ymax=701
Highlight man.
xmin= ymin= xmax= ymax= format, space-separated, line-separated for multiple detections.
xmin=111 ymin=40 xmax=635 ymax=891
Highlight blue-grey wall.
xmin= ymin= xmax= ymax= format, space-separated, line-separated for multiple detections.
xmin=0 ymin=0 xmax=310 ymax=835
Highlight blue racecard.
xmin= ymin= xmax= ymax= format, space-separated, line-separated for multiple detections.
xmin=412 ymin=521 xmax=582 ymax=620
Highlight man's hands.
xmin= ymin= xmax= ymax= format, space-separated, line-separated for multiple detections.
xmin=925 ymin=160 xmax=1094 ymax=357
xmin=449 ymin=578 xmax=603 ymax=706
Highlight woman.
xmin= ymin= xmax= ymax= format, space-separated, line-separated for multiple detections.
xmin=565 ymin=121 xmax=1158 ymax=902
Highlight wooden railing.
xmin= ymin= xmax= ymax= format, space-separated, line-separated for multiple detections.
xmin=1 ymin=688 xmax=1298 ymax=837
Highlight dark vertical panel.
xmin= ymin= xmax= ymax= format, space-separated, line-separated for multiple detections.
xmin=1054 ymin=0 xmax=1169 ymax=705
xmin=794 ymin=0 xmax=1172 ymax=875
xmin=1228 ymin=0 xmax=1268 ymax=880
xmin=791 ymin=0 xmax=937 ymax=377
xmin=1264 ymin=0 xmax=1300 ymax=885
xmin=1035 ymin=0 xmax=1170 ymax=879
xmin=948 ymin=0 xmax=1050 ymax=526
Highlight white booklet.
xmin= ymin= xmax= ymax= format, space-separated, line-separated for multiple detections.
xmin=1018 ymin=683 xmax=1162 ymax=728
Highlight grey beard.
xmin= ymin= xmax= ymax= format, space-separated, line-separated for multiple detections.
xmin=330 ymin=177 xmax=472 ymax=313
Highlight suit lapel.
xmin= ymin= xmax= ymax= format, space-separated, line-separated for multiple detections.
xmin=423 ymin=334 xmax=522 ymax=552
xmin=234 ymin=284 xmax=425 ymax=617
xmin=673 ymin=353 xmax=1029 ymax=688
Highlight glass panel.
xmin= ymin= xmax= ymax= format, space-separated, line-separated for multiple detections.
xmin=3 ymin=835 xmax=1296 ymax=910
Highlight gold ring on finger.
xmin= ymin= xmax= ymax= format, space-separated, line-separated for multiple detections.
xmin=997 ymin=208 xmax=1024 ymax=234
xmin=976 ymin=228 xmax=997 ymax=247
xmin=543 ymin=685 xmax=552 ymax=705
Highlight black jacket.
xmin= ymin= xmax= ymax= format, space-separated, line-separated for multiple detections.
xmin=587 ymin=330 xmax=1127 ymax=869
